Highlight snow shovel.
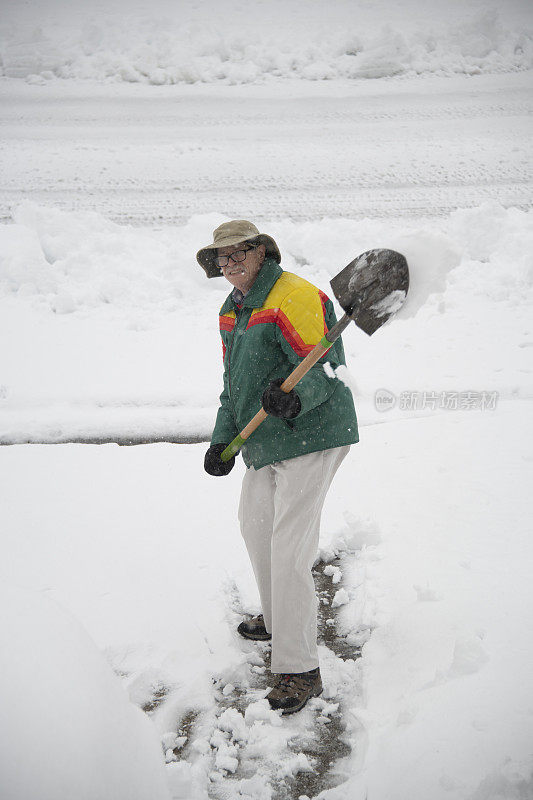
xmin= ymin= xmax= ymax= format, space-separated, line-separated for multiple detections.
xmin=220 ymin=248 xmax=409 ymax=462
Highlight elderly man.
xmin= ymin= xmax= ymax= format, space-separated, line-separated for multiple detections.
xmin=197 ymin=220 xmax=358 ymax=714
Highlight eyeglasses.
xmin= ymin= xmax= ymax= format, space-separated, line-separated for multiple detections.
xmin=215 ymin=245 xmax=257 ymax=268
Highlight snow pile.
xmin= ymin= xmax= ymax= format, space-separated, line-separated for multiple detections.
xmin=0 ymin=584 xmax=171 ymax=800
xmin=0 ymin=0 xmax=531 ymax=84
xmin=0 ymin=200 xmax=531 ymax=441
xmin=3 ymin=200 xmax=530 ymax=321
xmin=319 ymin=409 xmax=533 ymax=800
xmin=0 ymin=202 xmax=209 ymax=316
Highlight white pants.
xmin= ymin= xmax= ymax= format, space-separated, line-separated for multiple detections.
xmin=238 ymin=445 xmax=349 ymax=673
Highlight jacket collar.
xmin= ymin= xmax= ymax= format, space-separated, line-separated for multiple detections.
xmin=220 ymin=258 xmax=283 ymax=314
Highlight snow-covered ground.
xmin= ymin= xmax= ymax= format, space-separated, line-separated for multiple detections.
xmin=1 ymin=0 xmax=533 ymax=797
xmin=2 ymin=408 xmax=532 ymax=799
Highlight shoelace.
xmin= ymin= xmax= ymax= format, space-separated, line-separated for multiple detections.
xmin=280 ymin=674 xmax=295 ymax=686
xmin=276 ymin=675 xmax=297 ymax=695
xmin=277 ymin=673 xmax=314 ymax=694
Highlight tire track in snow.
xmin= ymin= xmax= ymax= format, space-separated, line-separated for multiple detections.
xmin=1 ymin=80 xmax=531 ymax=226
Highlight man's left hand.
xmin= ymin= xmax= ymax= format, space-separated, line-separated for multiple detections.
xmin=262 ymin=378 xmax=301 ymax=419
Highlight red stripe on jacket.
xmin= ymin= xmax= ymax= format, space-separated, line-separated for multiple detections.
xmin=246 ymin=308 xmax=315 ymax=358
xmin=246 ymin=292 xmax=330 ymax=358
xmin=221 ymin=290 xmax=330 ymax=361
xmin=219 ymin=315 xmax=235 ymax=361
xmin=318 ymin=290 xmax=329 ymax=334
xmin=219 ymin=316 xmax=235 ymax=332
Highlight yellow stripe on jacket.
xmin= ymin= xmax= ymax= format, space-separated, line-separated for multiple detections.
xmin=247 ymin=271 xmax=328 ymax=357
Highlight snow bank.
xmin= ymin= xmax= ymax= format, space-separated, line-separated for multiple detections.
xmin=0 ymin=201 xmax=531 ymax=441
xmin=320 ymin=407 xmax=533 ymax=800
xmin=0 ymin=202 xmax=213 ymax=316
xmin=0 ymin=584 xmax=170 ymax=800
xmin=4 ymin=200 xmax=530 ymax=323
xmin=0 ymin=0 xmax=531 ymax=84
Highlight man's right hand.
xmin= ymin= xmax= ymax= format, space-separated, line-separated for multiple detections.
xmin=204 ymin=443 xmax=235 ymax=476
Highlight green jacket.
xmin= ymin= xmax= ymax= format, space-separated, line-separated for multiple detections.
xmin=211 ymin=258 xmax=359 ymax=470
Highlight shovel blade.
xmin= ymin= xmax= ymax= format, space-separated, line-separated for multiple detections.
xmin=330 ymin=248 xmax=409 ymax=335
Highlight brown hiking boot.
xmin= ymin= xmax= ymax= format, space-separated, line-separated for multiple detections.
xmin=237 ymin=614 xmax=271 ymax=641
xmin=266 ymin=667 xmax=323 ymax=714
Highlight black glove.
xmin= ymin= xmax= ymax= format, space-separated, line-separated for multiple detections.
xmin=204 ymin=443 xmax=235 ymax=476
xmin=262 ymin=378 xmax=301 ymax=419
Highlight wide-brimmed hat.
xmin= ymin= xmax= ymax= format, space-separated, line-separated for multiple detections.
xmin=196 ymin=220 xmax=281 ymax=278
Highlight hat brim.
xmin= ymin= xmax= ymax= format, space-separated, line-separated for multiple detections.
xmin=196 ymin=233 xmax=281 ymax=278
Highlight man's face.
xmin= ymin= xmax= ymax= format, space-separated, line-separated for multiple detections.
xmin=217 ymin=241 xmax=266 ymax=293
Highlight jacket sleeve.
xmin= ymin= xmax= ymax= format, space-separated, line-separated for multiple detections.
xmin=210 ymin=357 xmax=239 ymax=446
xmin=275 ymin=286 xmax=341 ymax=416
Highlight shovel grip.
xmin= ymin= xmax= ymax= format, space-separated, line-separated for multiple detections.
xmin=220 ymin=329 xmax=341 ymax=463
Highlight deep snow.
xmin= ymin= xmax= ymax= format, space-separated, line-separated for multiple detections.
xmin=1 ymin=199 xmax=531 ymax=445
xmin=1 ymin=406 xmax=532 ymax=799
xmin=0 ymin=584 xmax=171 ymax=800
xmin=1 ymin=2 xmax=533 ymax=796
xmin=1 ymin=0 xmax=532 ymax=83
